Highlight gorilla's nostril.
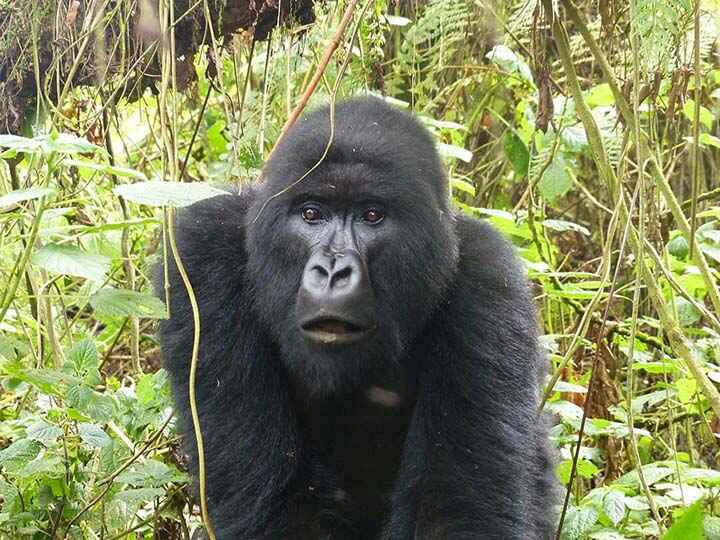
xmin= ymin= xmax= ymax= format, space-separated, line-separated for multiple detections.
xmin=309 ymin=265 xmax=329 ymax=287
xmin=330 ymin=266 xmax=352 ymax=289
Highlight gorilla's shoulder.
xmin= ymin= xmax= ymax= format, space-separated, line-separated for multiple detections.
xmin=173 ymin=186 xmax=254 ymax=252
xmin=454 ymin=213 xmax=529 ymax=294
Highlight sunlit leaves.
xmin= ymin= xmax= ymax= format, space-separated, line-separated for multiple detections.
xmin=113 ymin=181 xmax=230 ymax=207
xmin=90 ymin=287 xmax=168 ymax=319
xmin=32 ymin=243 xmax=110 ymax=282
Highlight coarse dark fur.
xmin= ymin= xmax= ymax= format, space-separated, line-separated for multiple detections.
xmin=157 ymin=97 xmax=556 ymax=539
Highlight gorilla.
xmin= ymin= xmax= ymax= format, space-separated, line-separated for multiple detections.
xmin=158 ymin=97 xmax=555 ymax=539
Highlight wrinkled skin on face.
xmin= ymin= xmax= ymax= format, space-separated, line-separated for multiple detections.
xmin=245 ymin=99 xmax=459 ymax=396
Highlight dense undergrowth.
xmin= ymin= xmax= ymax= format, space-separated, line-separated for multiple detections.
xmin=1 ymin=0 xmax=720 ymax=538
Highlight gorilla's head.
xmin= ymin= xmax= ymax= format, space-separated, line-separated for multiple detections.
xmin=245 ymin=97 xmax=459 ymax=396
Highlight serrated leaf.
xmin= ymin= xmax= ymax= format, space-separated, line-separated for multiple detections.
xmin=668 ymin=235 xmax=689 ymax=259
xmin=26 ymin=420 xmax=63 ymax=445
xmin=67 ymin=339 xmax=100 ymax=380
xmin=1 ymin=361 xmax=79 ymax=396
xmin=538 ymin=154 xmax=572 ymax=202
xmin=114 ymin=181 xmax=230 ymax=207
xmin=78 ymin=423 xmax=112 ymax=448
xmin=602 ymin=491 xmax=627 ymax=525
xmin=0 ymin=439 xmax=42 ymax=470
xmin=112 ymin=487 xmax=164 ymax=508
xmin=705 ymin=515 xmax=720 ymax=540
xmin=561 ymin=506 xmax=599 ymax=540
xmin=664 ymin=500 xmax=704 ymax=539
xmin=90 ymin=288 xmax=168 ymax=319
xmin=16 ymin=455 xmax=63 ymax=479
xmin=0 ymin=187 xmax=55 ymax=208
xmin=32 ymin=244 xmax=110 ymax=282
xmin=68 ymin=339 xmax=98 ymax=368
xmin=115 ymin=459 xmax=185 ymax=487
xmin=84 ymin=392 xmax=114 ymax=422
xmin=618 ymin=465 xmax=674 ymax=487
xmin=675 ymin=297 xmax=701 ymax=327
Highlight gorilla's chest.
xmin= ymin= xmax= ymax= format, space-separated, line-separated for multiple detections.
xmin=293 ymin=382 xmax=415 ymax=532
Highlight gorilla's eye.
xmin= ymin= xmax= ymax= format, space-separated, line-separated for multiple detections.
xmin=302 ymin=206 xmax=322 ymax=222
xmin=362 ymin=208 xmax=384 ymax=224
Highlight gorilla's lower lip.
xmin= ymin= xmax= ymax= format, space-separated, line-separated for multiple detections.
xmin=300 ymin=318 xmax=372 ymax=344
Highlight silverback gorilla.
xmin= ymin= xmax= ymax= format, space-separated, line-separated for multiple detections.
xmin=158 ymin=97 xmax=555 ymax=539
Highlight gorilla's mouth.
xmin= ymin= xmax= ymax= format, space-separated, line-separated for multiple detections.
xmin=300 ymin=317 xmax=372 ymax=345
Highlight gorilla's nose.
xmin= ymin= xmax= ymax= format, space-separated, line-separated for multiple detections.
xmin=304 ymin=252 xmax=360 ymax=294
xmin=297 ymin=250 xmax=376 ymax=345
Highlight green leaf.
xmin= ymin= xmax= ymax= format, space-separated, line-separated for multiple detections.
xmin=436 ymin=143 xmax=472 ymax=163
xmin=585 ymin=83 xmax=615 ymax=107
xmin=663 ymin=500 xmax=704 ymax=540
xmin=676 ymin=377 xmax=697 ymax=404
xmin=704 ymin=515 xmax=720 ymax=540
xmin=1 ymin=361 xmax=79 ymax=396
xmin=451 ymin=178 xmax=475 ymax=196
xmin=542 ymin=219 xmax=590 ymax=236
xmin=556 ymin=459 xmax=600 ymax=484
xmin=675 ymin=297 xmax=701 ymax=327
xmin=64 ymin=159 xmax=147 ymax=180
xmin=602 ymin=490 xmax=627 ymax=525
xmin=0 ymin=187 xmax=55 ymax=208
xmin=67 ymin=339 xmax=100 ymax=383
xmin=115 ymin=459 xmax=186 ymax=487
xmin=503 ymin=131 xmax=529 ymax=176
xmin=0 ymin=440 xmax=42 ymax=471
xmin=90 ymin=287 xmax=168 ymax=319
xmin=66 ymin=383 xmax=114 ymax=421
xmin=668 ymin=235 xmax=689 ymax=259
xmin=113 ymin=181 xmax=230 ymax=207
xmin=538 ymin=154 xmax=572 ymax=202
xmin=42 ymin=133 xmax=101 ymax=154
xmin=32 ymin=244 xmax=110 ymax=282
xmin=78 ymin=423 xmax=112 ymax=448
xmin=618 ymin=465 xmax=674 ymax=487
xmin=0 ymin=134 xmax=42 ymax=153
xmin=561 ymin=506 xmax=599 ymax=540
xmin=26 ymin=420 xmax=63 ymax=445
xmin=486 ymin=45 xmax=533 ymax=83
xmin=16 ymin=455 xmax=63 ymax=480
xmin=694 ymin=133 xmax=720 ymax=148
xmin=382 ymin=14 xmax=412 ymax=26
xmin=112 ymin=487 xmax=164 ymax=508
xmin=683 ymin=100 xmax=713 ymax=130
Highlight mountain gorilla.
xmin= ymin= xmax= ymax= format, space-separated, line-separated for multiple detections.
xmin=158 ymin=97 xmax=555 ymax=539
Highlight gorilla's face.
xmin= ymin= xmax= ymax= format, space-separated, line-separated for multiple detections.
xmin=293 ymin=200 xmax=383 ymax=347
xmin=244 ymin=100 xmax=459 ymax=396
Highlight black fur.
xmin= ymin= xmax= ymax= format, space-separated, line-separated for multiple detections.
xmin=157 ymin=97 xmax=556 ymax=539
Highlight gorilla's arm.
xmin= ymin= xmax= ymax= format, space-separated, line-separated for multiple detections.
xmin=157 ymin=192 xmax=302 ymax=538
xmin=388 ymin=216 xmax=555 ymax=539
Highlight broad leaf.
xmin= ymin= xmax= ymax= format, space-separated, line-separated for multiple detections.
xmin=32 ymin=244 xmax=110 ymax=282
xmin=90 ymin=287 xmax=168 ymax=319
xmin=114 ymin=181 xmax=230 ymax=207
